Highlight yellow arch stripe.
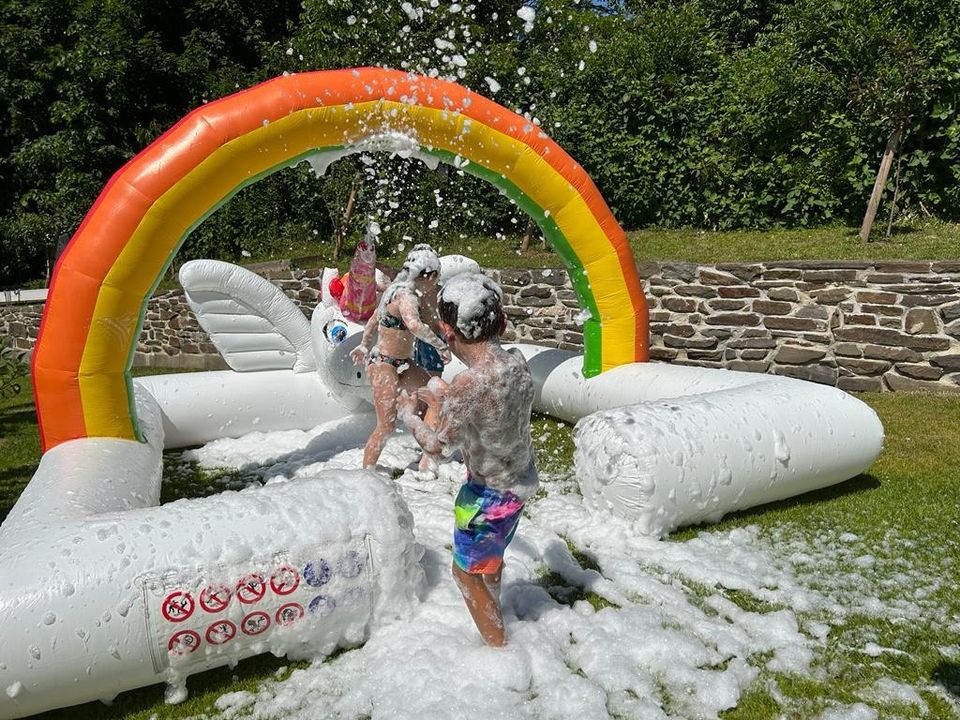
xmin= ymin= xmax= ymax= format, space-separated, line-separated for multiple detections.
xmin=79 ymin=100 xmax=636 ymax=437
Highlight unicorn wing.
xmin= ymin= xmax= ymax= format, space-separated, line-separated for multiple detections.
xmin=178 ymin=259 xmax=316 ymax=373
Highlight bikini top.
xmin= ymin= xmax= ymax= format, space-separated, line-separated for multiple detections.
xmin=379 ymin=311 xmax=407 ymax=331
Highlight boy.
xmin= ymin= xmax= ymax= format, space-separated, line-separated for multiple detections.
xmin=398 ymin=272 xmax=538 ymax=646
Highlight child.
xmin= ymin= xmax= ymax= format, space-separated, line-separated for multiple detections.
xmin=351 ymin=244 xmax=450 ymax=470
xmin=398 ymin=272 xmax=538 ymax=646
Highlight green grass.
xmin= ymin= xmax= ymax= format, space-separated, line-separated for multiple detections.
xmin=3 ymin=357 xmax=960 ymax=718
xmin=628 ymin=222 xmax=960 ymax=263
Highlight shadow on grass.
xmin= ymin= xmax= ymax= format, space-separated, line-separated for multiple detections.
xmin=932 ymin=662 xmax=960 ymax=699
xmin=670 ymin=473 xmax=881 ymax=539
xmin=32 ymin=652 xmax=303 ymax=719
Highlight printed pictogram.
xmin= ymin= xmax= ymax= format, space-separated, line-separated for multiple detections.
xmin=269 ymin=565 xmax=300 ymax=596
xmin=236 ymin=573 xmax=267 ymax=604
xmin=161 ymin=591 xmax=195 ymax=623
xmin=205 ymin=619 xmax=237 ymax=645
xmin=167 ymin=629 xmax=201 ymax=656
xmin=337 ymin=550 xmax=364 ymax=578
xmin=199 ymin=584 xmax=232 ymax=614
xmin=241 ymin=611 xmax=271 ymax=636
xmin=275 ymin=602 xmax=305 ymax=626
xmin=303 ymin=559 xmax=331 ymax=587
xmin=308 ymin=594 xmax=336 ymax=618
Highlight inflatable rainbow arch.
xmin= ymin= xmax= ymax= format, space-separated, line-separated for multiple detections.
xmin=32 ymin=67 xmax=648 ymax=451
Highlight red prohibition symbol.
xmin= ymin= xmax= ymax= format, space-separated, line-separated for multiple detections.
xmin=167 ymin=629 xmax=201 ymax=656
xmin=199 ymin=584 xmax=232 ymax=614
xmin=161 ymin=591 xmax=195 ymax=623
xmin=236 ymin=574 xmax=266 ymax=604
xmin=269 ymin=565 xmax=300 ymax=596
xmin=275 ymin=603 xmax=305 ymax=627
xmin=241 ymin=611 xmax=271 ymax=636
xmin=205 ymin=619 xmax=237 ymax=645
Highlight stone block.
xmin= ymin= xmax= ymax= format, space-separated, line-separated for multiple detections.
xmin=649 ymin=311 xmax=672 ymax=322
xmin=699 ymin=269 xmax=741 ymax=285
xmin=843 ymin=313 xmax=877 ymax=326
xmin=661 ymin=297 xmax=698 ymax=313
xmin=763 ymin=316 xmax=826 ymax=332
xmin=861 ymin=345 xmax=920 ymax=362
xmin=940 ymin=302 xmax=960 ymax=323
xmin=676 ymin=284 xmax=717 ymax=298
xmin=740 ymin=349 xmax=770 ymax=360
xmin=865 ymin=273 xmax=903 ymax=283
xmin=855 ymin=291 xmax=897 ymax=304
xmin=884 ymin=372 xmax=960 ymax=393
xmin=861 ymin=304 xmax=904 ymax=317
xmin=767 ymin=288 xmax=800 ymax=302
xmin=795 ymin=304 xmax=831 ymax=320
xmin=802 ymin=269 xmax=858 ymax=283
xmin=661 ymin=262 xmax=698 ymax=281
xmin=904 ymin=308 xmax=939 ymax=335
xmin=901 ymin=294 xmax=960 ymax=308
xmin=761 ymin=269 xmax=802 ymax=280
xmin=728 ymin=337 xmax=777 ymax=349
xmin=701 ymin=328 xmax=733 ymax=339
xmin=752 ymin=300 xmax=793 ymax=315
xmin=687 ymin=349 xmax=725 ymax=361
xmin=932 ymin=261 xmax=960 ymax=273
xmin=836 ymin=358 xmax=890 ymax=376
xmin=651 ymin=324 xmax=695 ymax=338
xmin=773 ymin=364 xmax=838 ymax=385
xmin=718 ymin=286 xmax=761 ymax=299
xmin=879 ymin=317 xmax=902 ymax=328
xmin=896 ymin=364 xmax=944 ymax=380
xmin=838 ymin=376 xmax=882 ymax=392
xmin=649 ymin=347 xmax=678 ymax=361
xmin=774 ymin=345 xmax=827 ymax=364
xmin=809 ymin=287 xmax=851 ymax=304
xmin=534 ymin=269 xmax=567 ymax=287
xmin=931 ymin=354 xmax=960 ymax=372
xmin=519 ymin=285 xmax=554 ymax=299
xmin=726 ymin=360 xmax=770 ymax=373
xmin=517 ymin=296 xmax=555 ymax=308
xmin=663 ymin=335 xmax=718 ymax=350
xmin=708 ymin=299 xmax=748 ymax=311
xmin=635 ymin=261 xmax=661 ymax=279
xmin=874 ymin=261 xmax=932 ymax=273
xmin=705 ymin=313 xmax=761 ymax=327
xmin=834 ymin=343 xmax=861 ymax=357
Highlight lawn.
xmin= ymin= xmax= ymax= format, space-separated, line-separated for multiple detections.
xmin=1 ymin=362 xmax=958 ymax=719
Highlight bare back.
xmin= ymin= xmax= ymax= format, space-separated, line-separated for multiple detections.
xmin=437 ymin=346 xmax=538 ymax=499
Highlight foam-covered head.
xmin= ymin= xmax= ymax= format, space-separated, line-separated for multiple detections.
xmin=400 ymin=243 xmax=440 ymax=279
xmin=439 ymin=272 xmax=504 ymax=342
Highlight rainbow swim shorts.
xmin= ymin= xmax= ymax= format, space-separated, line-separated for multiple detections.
xmin=453 ymin=479 xmax=525 ymax=574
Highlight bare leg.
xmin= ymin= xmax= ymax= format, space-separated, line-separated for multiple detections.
xmin=452 ymin=562 xmax=506 ymax=647
xmin=363 ymin=363 xmax=399 ymax=470
xmin=483 ymin=563 xmax=503 ymax=605
xmin=417 ymin=370 xmax=443 ymax=472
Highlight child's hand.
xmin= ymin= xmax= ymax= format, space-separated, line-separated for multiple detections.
xmin=417 ymin=387 xmax=441 ymax=411
xmin=350 ymin=347 xmax=368 ymax=366
xmin=396 ymin=390 xmax=419 ymax=423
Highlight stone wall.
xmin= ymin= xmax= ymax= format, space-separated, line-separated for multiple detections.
xmin=493 ymin=261 xmax=960 ymax=393
xmin=3 ymin=261 xmax=959 ymax=392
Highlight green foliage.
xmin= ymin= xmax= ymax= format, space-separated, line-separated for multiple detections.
xmin=1 ymin=0 xmax=958 ymax=285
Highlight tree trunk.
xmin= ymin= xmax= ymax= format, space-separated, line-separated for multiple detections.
xmin=334 ymin=172 xmax=362 ymax=261
xmin=520 ymin=217 xmax=536 ymax=253
xmin=859 ymin=125 xmax=904 ymax=243
xmin=884 ymin=153 xmax=903 ymax=239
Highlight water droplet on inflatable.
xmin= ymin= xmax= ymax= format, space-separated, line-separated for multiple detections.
xmin=42 ymin=612 xmax=56 ymax=626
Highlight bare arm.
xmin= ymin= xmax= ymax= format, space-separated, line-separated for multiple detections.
xmin=350 ymin=312 xmax=380 ymax=364
xmin=397 ymin=293 xmax=447 ymax=352
xmin=399 ymin=373 xmax=477 ymax=455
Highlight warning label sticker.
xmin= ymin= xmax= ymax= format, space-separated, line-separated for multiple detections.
xmin=140 ymin=537 xmax=373 ymax=674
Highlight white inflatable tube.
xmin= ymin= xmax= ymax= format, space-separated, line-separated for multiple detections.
xmin=0 ymin=387 xmax=421 ymax=720
xmin=134 ymin=369 xmax=354 ymax=449
xmin=512 ymin=345 xmax=883 ymax=536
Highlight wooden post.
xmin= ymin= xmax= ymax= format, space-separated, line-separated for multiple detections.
xmin=859 ymin=125 xmax=903 ymax=243
xmin=334 ymin=172 xmax=362 ymax=261
xmin=520 ymin=217 xmax=536 ymax=253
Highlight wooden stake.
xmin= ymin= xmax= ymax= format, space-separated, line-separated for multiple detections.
xmin=859 ymin=125 xmax=903 ymax=243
